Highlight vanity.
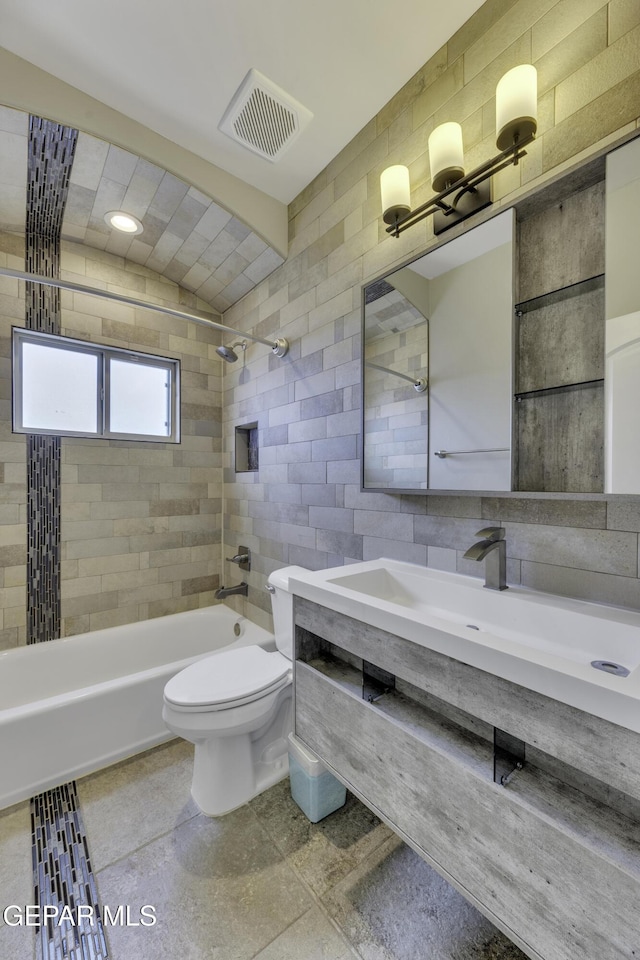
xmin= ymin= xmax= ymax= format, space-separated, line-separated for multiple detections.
xmin=290 ymin=561 xmax=640 ymax=960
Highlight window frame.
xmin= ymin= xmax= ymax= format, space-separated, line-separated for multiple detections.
xmin=12 ymin=327 xmax=181 ymax=443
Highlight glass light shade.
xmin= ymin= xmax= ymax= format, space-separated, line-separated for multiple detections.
xmin=428 ymin=122 xmax=465 ymax=193
xmin=380 ymin=165 xmax=411 ymax=224
xmin=496 ymin=64 xmax=537 ymax=150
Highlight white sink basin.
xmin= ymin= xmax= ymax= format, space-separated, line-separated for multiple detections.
xmin=289 ymin=559 xmax=640 ymax=733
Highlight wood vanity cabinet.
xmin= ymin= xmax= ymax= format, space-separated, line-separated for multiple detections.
xmin=293 ymin=595 xmax=640 ymax=960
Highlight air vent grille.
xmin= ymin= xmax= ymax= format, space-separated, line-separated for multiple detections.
xmin=219 ymin=69 xmax=312 ymax=163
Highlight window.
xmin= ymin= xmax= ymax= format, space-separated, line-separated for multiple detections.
xmin=12 ymin=328 xmax=180 ymax=442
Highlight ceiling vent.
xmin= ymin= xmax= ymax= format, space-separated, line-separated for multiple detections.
xmin=219 ymin=69 xmax=312 ymax=163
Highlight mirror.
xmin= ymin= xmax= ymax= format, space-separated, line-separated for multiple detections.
xmin=363 ymin=211 xmax=514 ymax=491
xmin=362 ymin=135 xmax=640 ymax=496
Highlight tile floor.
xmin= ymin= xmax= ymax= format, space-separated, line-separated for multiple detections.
xmin=0 ymin=740 xmax=528 ymax=960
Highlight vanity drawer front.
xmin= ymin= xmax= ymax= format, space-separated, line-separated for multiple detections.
xmin=295 ymin=661 xmax=640 ymax=960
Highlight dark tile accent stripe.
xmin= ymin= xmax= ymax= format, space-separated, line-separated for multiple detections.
xmin=31 ymin=783 xmax=110 ymax=960
xmin=27 ymin=436 xmax=61 ymax=644
xmin=25 ymin=116 xmax=78 ymax=644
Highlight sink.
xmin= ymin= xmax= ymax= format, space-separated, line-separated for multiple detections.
xmin=289 ymin=559 xmax=640 ymax=733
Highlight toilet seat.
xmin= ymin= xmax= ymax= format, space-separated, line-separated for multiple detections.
xmin=164 ymin=646 xmax=291 ymax=712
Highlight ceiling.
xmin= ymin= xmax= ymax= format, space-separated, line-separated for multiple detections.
xmin=0 ymin=0 xmax=486 ymax=205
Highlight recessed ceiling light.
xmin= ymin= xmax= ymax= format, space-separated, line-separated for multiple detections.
xmin=104 ymin=211 xmax=143 ymax=235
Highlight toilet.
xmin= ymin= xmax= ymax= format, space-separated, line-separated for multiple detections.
xmin=162 ymin=565 xmax=305 ymax=816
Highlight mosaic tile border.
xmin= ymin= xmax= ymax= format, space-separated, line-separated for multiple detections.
xmin=31 ymin=783 xmax=109 ymax=960
xmin=25 ymin=116 xmax=78 ymax=644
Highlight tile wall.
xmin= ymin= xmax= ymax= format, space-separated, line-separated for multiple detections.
xmin=0 ymin=232 xmax=223 ymax=649
xmin=220 ymin=0 xmax=640 ymax=629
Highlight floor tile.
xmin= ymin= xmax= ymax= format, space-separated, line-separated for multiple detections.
xmin=252 ymin=906 xmax=357 ymax=960
xmin=77 ymin=739 xmax=199 ymax=871
xmin=249 ymin=780 xmax=392 ymax=897
xmin=0 ymin=915 xmax=35 ymax=960
xmin=95 ymin=807 xmax=313 ymax=960
xmin=321 ymin=835 xmax=528 ymax=960
xmin=0 ymin=802 xmax=33 ymax=928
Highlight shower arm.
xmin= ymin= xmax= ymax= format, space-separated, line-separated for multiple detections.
xmin=0 ymin=267 xmax=290 ymax=358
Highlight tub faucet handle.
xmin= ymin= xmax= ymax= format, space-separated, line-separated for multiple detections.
xmin=225 ymin=546 xmax=251 ymax=571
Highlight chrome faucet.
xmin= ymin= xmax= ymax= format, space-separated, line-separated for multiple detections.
xmin=215 ymin=582 xmax=248 ymax=600
xmin=463 ymin=527 xmax=508 ymax=591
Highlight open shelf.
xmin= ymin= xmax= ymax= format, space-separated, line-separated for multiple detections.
xmin=514 ymin=378 xmax=604 ymax=401
xmin=515 ymin=273 xmax=604 ymax=315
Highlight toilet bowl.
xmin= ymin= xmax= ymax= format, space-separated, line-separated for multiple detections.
xmin=162 ymin=565 xmax=306 ymax=816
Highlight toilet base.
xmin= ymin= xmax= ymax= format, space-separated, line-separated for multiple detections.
xmin=189 ymin=692 xmax=292 ymax=817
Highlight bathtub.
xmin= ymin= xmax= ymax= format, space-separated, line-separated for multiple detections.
xmin=0 ymin=605 xmax=274 ymax=810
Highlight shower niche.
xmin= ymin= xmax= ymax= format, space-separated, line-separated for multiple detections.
xmin=235 ymin=422 xmax=259 ymax=473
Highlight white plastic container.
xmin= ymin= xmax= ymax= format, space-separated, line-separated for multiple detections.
xmin=287 ymin=732 xmax=347 ymax=822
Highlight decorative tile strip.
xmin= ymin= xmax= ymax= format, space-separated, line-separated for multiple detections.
xmin=25 ymin=116 xmax=78 ymax=643
xmin=31 ymin=783 xmax=110 ymax=960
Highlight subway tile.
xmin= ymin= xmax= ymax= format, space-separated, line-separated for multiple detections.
xmin=607 ymin=500 xmax=640 ymax=532
xmin=249 ymin=501 xmax=309 ymax=526
xmin=300 ymin=484 xmax=337 ymax=507
xmin=555 ymin=23 xmax=640 ymax=123
xmin=316 ymin=529 xmax=363 ymax=561
xmin=426 ymin=496 xmax=484 ymax=519
xmin=521 ymin=560 xmax=640 ymax=610
xmin=327 ymin=459 xmax=361 ymax=484
xmin=532 ymin=0 xmax=607 ymax=61
xmin=326 ymin=409 xmax=362 ymax=438
xmin=535 ymin=8 xmax=608 ymax=98
xmin=308 ymin=506 xmax=354 ymax=533
xmin=276 ymin=441 xmax=312 ymax=464
xmin=300 ymin=390 xmax=343 ymax=420
xmin=481 ymin=498 xmax=607 ymax=529
xmin=414 ymin=515 xmax=487 ymax=550
xmin=363 ymin=538 xmax=428 ymax=564
xmin=427 ymin=546 xmax=457 ymax=572
xmin=287 ymin=546 xmax=331 ymax=571
xmin=288 ymin=462 xmax=327 ymax=484
xmin=464 ymin=0 xmax=556 ymax=83
xmin=265 ymin=483 xmax=302 ymax=504
xmin=543 ymin=71 xmax=640 ymax=170
xmin=311 ymin=436 xmax=357 ymax=461
xmin=288 ymin=417 xmax=327 ymax=443
xmin=354 ymin=510 xmax=414 ymax=541
xmin=505 ymin=522 xmax=638 ymax=576
xmin=609 ymin=0 xmax=640 ymax=43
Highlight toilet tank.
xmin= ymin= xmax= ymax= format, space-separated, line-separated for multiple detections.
xmin=267 ymin=565 xmax=308 ymax=660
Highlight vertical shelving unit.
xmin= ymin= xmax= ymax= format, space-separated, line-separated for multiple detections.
xmin=514 ymin=181 xmax=606 ymax=492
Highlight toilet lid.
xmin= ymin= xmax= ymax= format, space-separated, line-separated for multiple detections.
xmin=164 ymin=647 xmax=290 ymax=708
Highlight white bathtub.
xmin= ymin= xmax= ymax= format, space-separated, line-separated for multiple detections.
xmin=0 ymin=605 xmax=274 ymax=810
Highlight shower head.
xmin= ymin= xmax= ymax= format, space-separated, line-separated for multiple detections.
xmin=216 ymin=340 xmax=247 ymax=363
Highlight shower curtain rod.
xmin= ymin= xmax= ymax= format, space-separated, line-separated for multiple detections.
xmin=365 ymin=360 xmax=427 ymax=392
xmin=0 ymin=267 xmax=290 ymax=358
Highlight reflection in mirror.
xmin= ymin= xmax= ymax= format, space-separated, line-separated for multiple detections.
xmin=363 ymin=280 xmax=429 ymax=488
xmin=363 ymin=211 xmax=514 ymax=491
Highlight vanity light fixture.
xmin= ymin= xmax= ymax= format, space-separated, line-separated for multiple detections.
xmin=104 ymin=211 xmax=144 ymax=235
xmin=381 ymin=64 xmax=537 ymax=237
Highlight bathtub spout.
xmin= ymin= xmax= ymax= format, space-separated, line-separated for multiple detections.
xmin=215 ymin=582 xmax=248 ymax=600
